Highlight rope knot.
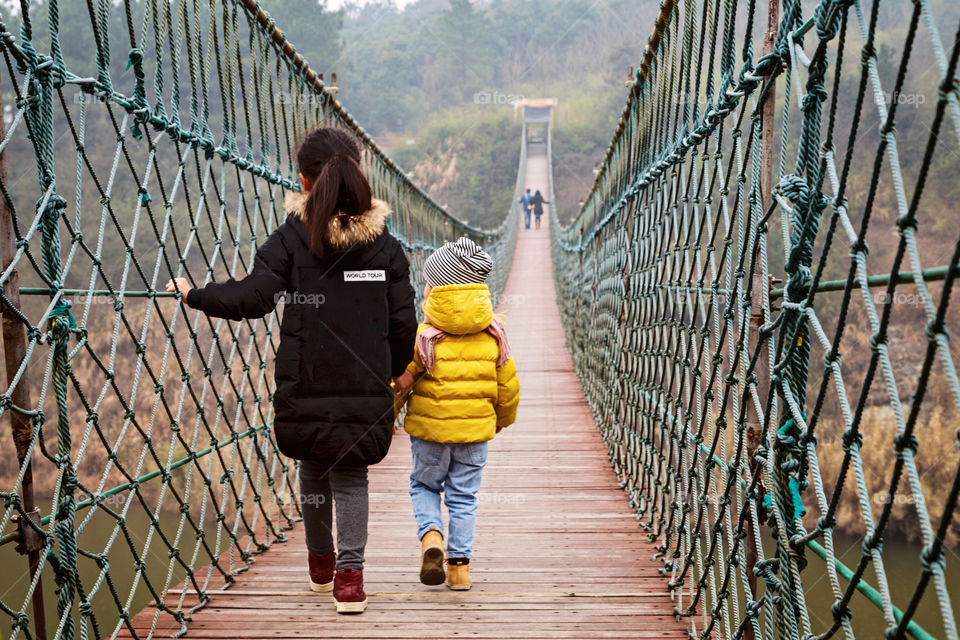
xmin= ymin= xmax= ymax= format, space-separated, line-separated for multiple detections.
xmin=830 ymin=601 xmax=853 ymax=622
xmin=920 ymin=544 xmax=945 ymax=572
xmin=801 ymin=88 xmax=827 ymax=113
xmin=893 ymin=432 xmax=919 ymax=454
xmin=862 ymin=532 xmax=882 ymax=553
xmin=938 ymin=75 xmax=959 ymax=100
xmin=31 ymin=52 xmax=62 ymax=85
xmin=823 ymin=348 xmax=841 ymax=367
xmin=4 ymin=492 xmax=21 ymax=510
xmin=745 ymin=600 xmax=763 ymax=618
xmin=50 ymin=298 xmax=77 ymax=333
xmin=16 ymin=91 xmax=40 ymax=110
xmin=926 ymin=319 xmax=948 ymax=341
xmin=785 ymin=267 xmax=812 ymax=301
xmin=814 ymin=0 xmax=850 ymax=41
xmin=38 ymin=193 xmax=67 ymax=226
xmin=61 ymin=473 xmax=79 ymax=493
xmin=11 ymin=612 xmax=31 ymax=631
xmin=126 ymin=47 xmax=144 ymax=70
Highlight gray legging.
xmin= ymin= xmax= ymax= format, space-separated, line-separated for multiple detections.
xmin=298 ymin=461 xmax=368 ymax=570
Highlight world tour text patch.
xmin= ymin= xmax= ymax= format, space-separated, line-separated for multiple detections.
xmin=343 ymin=270 xmax=386 ymax=282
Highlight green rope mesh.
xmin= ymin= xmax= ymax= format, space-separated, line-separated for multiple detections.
xmin=0 ymin=2 xmax=517 ymax=639
xmin=552 ymin=0 xmax=959 ymax=639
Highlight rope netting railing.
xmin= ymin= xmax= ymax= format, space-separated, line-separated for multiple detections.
xmin=553 ymin=0 xmax=959 ymax=639
xmin=0 ymin=1 xmax=517 ymax=639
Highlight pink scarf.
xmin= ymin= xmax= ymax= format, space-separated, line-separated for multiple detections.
xmin=417 ymin=318 xmax=512 ymax=376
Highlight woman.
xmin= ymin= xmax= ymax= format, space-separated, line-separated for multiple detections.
xmin=531 ymin=189 xmax=549 ymax=229
xmin=166 ymin=127 xmax=417 ymax=614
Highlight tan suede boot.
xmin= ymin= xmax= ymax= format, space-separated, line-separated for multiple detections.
xmin=419 ymin=529 xmax=445 ymax=585
xmin=445 ymin=559 xmax=471 ymax=590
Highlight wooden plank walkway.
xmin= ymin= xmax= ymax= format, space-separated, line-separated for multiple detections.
xmin=122 ymin=144 xmax=688 ymax=639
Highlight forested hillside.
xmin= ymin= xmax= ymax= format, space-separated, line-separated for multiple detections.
xmin=279 ymin=0 xmax=660 ymax=227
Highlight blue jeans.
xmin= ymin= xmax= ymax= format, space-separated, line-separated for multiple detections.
xmin=409 ymin=436 xmax=488 ymax=559
xmin=523 ymin=208 xmax=531 ymax=229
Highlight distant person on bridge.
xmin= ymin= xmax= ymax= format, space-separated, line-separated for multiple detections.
xmin=394 ymin=237 xmax=520 ymax=591
xmin=165 ymin=127 xmax=417 ymax=615
xmin=531 ymin=189 xmax=549 ymax=229
xmin=519 ymin=188 xmax=533 ymax=229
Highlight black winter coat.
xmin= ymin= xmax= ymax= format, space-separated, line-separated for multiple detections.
xmin=531 ymin=192 xmax=548 ymax=215
xmin=186 ymin=193 xmax=417 ymax=468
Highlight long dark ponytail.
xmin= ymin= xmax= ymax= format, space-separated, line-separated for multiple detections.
xmin=296 ymin=128 xmax=372 ymax=258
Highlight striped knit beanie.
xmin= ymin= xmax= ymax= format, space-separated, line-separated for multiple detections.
xmin=423 ymin=236 xmax=493 ymax=286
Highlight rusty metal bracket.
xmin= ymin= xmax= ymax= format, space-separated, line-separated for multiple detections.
xmin=13 ymin=507 xmax=44 ymax=555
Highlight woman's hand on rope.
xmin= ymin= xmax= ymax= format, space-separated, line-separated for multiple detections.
xmin=165 ymin=277 xmax=193 ymax=299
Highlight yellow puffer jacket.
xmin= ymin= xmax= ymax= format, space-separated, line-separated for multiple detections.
xmin=403 ymin=283 xmax=520 ymax=443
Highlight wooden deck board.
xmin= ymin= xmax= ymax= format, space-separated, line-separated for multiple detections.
xmin=121 ymin=145 xmax=687 ymax=639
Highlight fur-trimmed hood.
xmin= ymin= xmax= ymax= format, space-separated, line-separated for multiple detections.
xmin=283 ymin=191 xmax=391 ymax=249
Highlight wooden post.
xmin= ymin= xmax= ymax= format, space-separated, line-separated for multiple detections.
xmin=0 ymin=72 xmax=48 ymax=640
xmin=743 ymin=1 xmax=778 ymax=638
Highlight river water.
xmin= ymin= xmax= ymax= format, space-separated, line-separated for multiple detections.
xmin=801 ymin=531 xmax=959 ymax=639
xmin=0 ymin=505 xmax=220 ymax=638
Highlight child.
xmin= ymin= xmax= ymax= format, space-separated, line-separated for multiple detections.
xmin=393 ymin=237 xmax=520 ymax=590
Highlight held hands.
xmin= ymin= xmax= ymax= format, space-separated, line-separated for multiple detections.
xmin=393 ymin=370 xmax=415 ymax=396
xmin=165 ymin=277 xmax=193 ymax=298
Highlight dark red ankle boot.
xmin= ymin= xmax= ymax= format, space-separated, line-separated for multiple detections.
xmin=333 ymin=567 xmax=368 ymax=614
xmin=308 ymin=550 xmax=336 ymax=593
